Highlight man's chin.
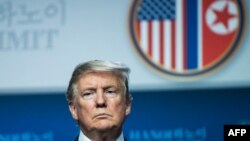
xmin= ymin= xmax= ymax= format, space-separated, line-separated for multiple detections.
xmin=94 ymin=121 xmax=116 ymax=131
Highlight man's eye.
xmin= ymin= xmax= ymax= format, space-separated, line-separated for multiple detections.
xmin=107 ymin=90 xmax=114 ymax=93
xmin=105 ymin=89 xmax=118 ymax=97
xmin=81 ymin=91 xmax=95 ymax=99
xmin=83 ymin=93 xmax=91 ymax=96
xmin=106 ymin=89 xmax=115 ymax=94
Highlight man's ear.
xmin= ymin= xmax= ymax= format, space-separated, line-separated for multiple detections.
xmin=69 ymin=103 xmax=78 ymax=120
xmin=125 ymin=101 xmax=131 ymax=116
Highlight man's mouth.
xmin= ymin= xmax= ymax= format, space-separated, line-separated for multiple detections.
xmin=93 ymin=113 xmax=112 ymax=119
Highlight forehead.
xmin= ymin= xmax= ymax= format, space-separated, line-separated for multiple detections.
xmin=77 ymin=71 xmax=123 ymax=86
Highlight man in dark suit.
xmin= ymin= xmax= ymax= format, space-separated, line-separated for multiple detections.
xmin=66 ymin=60 xmax=132 ymax=141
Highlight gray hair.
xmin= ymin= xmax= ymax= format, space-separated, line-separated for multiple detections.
xmin=66 ymin=60 xmax=132 ymax=105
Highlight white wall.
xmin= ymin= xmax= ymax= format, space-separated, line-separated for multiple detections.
xmin=0 ymin=0 xmax=249 ymax=94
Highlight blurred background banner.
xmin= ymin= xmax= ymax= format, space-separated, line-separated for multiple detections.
xmin=0 ymin=0 xmax=249 ymax=93
xmin=0 ymin=0 xmax=250 ymax=141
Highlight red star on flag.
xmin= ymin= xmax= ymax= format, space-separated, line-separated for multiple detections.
xmin=212 ymin=3 xmax=238 ymax=30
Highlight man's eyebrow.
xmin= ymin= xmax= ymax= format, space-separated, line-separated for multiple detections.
xmin=80 ymin=84 xmax=121 ymax=91
xmin=80 ymin=87 xmax=96 ymax=92
xmin=103 ymin=85 xmax=115 ymax=88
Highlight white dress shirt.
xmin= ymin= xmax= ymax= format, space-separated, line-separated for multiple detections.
xmin=78 ymin=130 xmax=124 ymax=141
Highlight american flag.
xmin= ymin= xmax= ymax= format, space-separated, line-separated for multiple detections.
xmin=134 ymin=0 xmax=241 ymax=74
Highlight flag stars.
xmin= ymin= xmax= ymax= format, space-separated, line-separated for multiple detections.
xmin=137 ymin=0 xmax=176 ymax=21
xmin=212 ymin=2 xmax=238 ymax=30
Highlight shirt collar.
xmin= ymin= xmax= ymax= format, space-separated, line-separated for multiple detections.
xmin=78 ymin=130 xmax=124 ymax=141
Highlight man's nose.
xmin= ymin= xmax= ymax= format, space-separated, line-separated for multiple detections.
xmin=95 ymin=90 xmax=107 ymax=108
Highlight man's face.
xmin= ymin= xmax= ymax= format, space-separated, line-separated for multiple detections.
xmin=69 ymin=72 xmax=131 ymax=132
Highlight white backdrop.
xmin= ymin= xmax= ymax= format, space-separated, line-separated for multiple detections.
xmin=0 ymin=0 xmax=250 ymax=94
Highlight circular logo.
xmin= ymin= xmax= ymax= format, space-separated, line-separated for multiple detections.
xmin=129 ymin=0 xmax=245 ymax=78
